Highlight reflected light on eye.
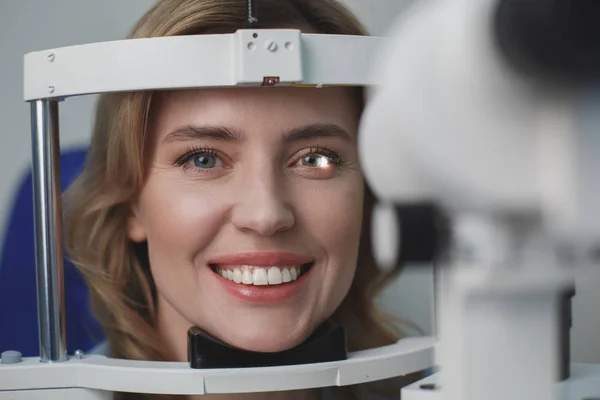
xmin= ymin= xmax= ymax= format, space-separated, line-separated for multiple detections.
xmin=303 ymin=155 xmax=330 ymax=168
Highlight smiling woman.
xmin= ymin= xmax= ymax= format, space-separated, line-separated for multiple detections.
xmin=63 ymin=1 xmax=413 ymax=399
xmin=128 ymin=87 xmax=365 ymax=357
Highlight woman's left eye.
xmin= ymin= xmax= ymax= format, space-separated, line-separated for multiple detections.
xmin=301 ymin=154 xmax=333 ymax=168
xmin=294 ymin=148 xmax=342 ymax=169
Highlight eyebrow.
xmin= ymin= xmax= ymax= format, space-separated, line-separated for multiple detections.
xmin=163 ymin=125 xmax=239 ymax=143
xmin=162 ymin=123 xmax=353 ymax=144
xmin=284 ymin=124 xmax=353 ymax=143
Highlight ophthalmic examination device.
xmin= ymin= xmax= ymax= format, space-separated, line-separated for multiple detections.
xmin=0 ymin=0 xmax=599 ymax=399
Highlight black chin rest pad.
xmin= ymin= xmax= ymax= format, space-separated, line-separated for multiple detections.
xmin=188 ymin=319 xmax=347 ymax=369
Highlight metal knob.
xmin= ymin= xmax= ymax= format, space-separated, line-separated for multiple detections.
xmin=1 ymin=350 xmax=23 ymax=364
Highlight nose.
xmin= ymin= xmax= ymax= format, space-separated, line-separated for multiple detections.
xmin=231 ymin=174 xmax=295 ymax=237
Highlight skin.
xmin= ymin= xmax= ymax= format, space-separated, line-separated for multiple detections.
xmin=127 ymin=87 xmax=364 ymax=398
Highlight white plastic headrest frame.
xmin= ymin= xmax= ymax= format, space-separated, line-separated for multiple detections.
xmin=24 ymin=29 xmax=386 ymax=101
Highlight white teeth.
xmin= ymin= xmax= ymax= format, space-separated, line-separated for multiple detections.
xmin=216 ymin=265 xmax=307 ymax=285
xmin=242 ymin=269 xmax=253 ymax=284
xmin=252 ymin=268 xmax=269 ymax=286
xmin=233 ymin=268 xmax=243 ymax=283
xmin=267 ymin=267 xmax=283 ymax=284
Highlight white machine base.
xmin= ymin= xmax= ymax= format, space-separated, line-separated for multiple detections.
xmin=0 ymin=388 xmax=111 ymax=400
xmin=402 ymin=363 xmax=600 ymax=400
xmin=0 ymin=337 xmax=433 ymax=396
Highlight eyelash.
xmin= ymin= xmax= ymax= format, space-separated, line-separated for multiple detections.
xmin=173 ymin=145 xmax=344 ymax=168
xmin=296 ymin=146 xmax=344 ymax=166
xmin=173 ymin=146 xmax=220 ymax=167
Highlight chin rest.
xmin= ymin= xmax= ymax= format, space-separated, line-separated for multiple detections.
xmin=188 ymin=320 xmax=347 ymax=369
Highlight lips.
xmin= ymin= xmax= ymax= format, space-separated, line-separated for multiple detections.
xmin=208 ymin=252 xmax=313 ymax=267
xmin=207 ymin=252 xmax=315 ymax=302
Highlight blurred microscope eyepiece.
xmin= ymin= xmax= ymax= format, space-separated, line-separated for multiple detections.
xmin=495 ymin=0 xmax=600 ymax=82
xmin=372 ymin=203 xmax=450 ymax=272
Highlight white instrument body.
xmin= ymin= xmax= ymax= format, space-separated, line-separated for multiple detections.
xmin=360 ymin=0 xmax=600 ymax=399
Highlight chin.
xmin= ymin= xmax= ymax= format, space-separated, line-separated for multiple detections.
xmin=216 ymin=321 xmax=314 ymax=353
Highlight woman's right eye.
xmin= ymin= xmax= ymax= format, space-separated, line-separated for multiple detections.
xmin=174 ymin=147 xmax=226 ymax=172
xmin=190 ymin=154 xmax=223 ymax=169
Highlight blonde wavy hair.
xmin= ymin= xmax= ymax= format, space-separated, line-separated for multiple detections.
xmin=64 ymin=0 xmax=414 ymax=398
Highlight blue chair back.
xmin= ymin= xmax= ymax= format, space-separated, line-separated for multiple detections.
xmin=0 ymin=148 xmax=104 ymax=357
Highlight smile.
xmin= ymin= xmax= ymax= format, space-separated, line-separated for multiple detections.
xmin=210 ymin=264 xmax=313 ymax=285
xmin=207 ymin=252 xmax=315 ymax=295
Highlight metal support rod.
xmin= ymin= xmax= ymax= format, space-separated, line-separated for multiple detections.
xmin=30 ymin=100 xmax=68 ymax=362
xmin=245 ymin=0 xmax=259 ymax=28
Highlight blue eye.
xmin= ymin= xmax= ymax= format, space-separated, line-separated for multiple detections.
xmin=298 ymin=147 xmax=342 ymax=168
xmin=174 ymin=147 xmax=225 ymax=171
xmin=193 ymin=154 xmax=217 ymax=168
xmin=302 ymin=154 xmax=330 ymax=167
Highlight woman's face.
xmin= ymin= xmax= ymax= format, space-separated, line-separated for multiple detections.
xmin=128 ymin=87 xmax=364 ymax=358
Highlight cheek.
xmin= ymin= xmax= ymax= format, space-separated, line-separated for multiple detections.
xmin=293 ymin=175 xmax=364 ymax=293
xmin=317 ymin=194 xmax=363 ymax=256
xmin=137 ymin=175 xmax=227 ymax=269
xmin=312 ymin=177 xmax=364 ymax=254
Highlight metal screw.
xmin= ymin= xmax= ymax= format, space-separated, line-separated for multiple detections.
xmin=74 ymin=349 xmax=84 ymax=359
xmin=420 ymin=383 xmax=437 ymax=390
xmin=262 ymin=76 xmax=279 ymax=86
xmin=266 ymin=41 xmax=278 ymax=52
xmin=48 ymin=85 xmax=55 ymax=93
xmin=47 ymin=53 xmax=55 ymax=62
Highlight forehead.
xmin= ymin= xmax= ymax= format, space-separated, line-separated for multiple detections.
xmin=149 ymin=87 xmax=361 ymax=139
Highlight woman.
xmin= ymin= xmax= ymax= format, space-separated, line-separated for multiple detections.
xmin=65 ymin=0 xmax=412 ymax=398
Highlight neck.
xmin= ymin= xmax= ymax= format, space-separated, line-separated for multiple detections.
xmin=156 ymin=296 xmax=322 ymax=400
